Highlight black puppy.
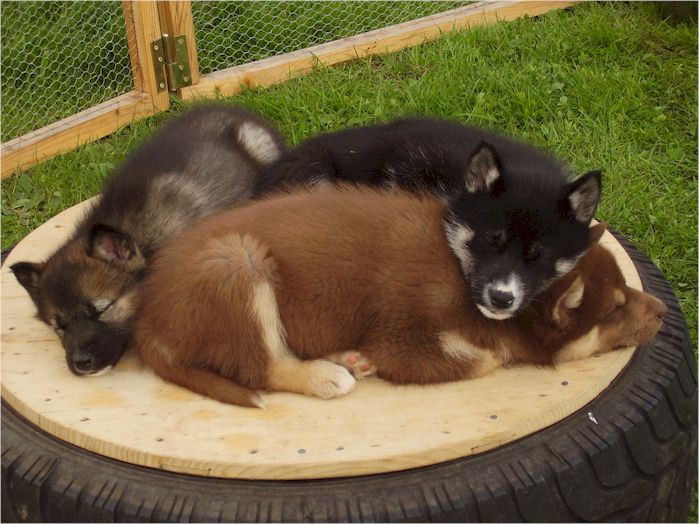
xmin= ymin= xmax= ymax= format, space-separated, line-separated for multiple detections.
xmin=258 ymin=117 xmax=601 ymax=320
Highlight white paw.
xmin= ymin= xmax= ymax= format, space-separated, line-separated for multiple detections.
xmin=306 ymin=360 xmax=356 ymax=399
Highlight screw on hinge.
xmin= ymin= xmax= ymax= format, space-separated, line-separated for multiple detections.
xmin=151 ymin=34 xmax=191 ymax=92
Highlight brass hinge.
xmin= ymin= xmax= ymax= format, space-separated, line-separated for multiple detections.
xmin=151 ymin=34 xmax=192 ymax=93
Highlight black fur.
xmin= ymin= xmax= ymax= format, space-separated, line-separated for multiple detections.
xmin=258 ymin=117 xmax=602 ymax=319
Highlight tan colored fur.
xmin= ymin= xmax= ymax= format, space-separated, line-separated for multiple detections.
xmin=439 ymin=331 xmax=502 ymax=378
xmin=134 ymin=186 xmax=667 ymax=406
xmin=554 ymin=326 xmax=603 ymax=363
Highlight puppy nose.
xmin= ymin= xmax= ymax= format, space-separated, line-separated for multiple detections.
xmin=72 ymin=350 xmax=95 ymax=373
xmin=489 ymin=289 xmax=514 ymax=309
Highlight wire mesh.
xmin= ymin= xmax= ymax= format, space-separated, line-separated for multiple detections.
xmin=1 ymin=1 xmax=471 ymax=143
xmin=1 ymin=1 xmax=133 ymax=142
xmin=191 ymin=1 xmax=470 ymax=75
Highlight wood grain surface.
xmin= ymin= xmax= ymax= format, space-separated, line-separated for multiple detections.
xmin=1 ymin=200 xmax=640 ymax=480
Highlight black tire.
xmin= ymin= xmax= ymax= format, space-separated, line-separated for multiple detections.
xmin=2 ymin=231 xmax=696 ymax=523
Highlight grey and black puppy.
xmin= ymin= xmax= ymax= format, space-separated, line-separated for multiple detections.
xmin=11 ymin=104 xmax=286 ymax=376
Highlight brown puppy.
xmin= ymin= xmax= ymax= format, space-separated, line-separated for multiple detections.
xmin=134 ymin=186 xmax=667 ymax=407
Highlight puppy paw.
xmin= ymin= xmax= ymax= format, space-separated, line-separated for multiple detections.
xmin=331 ymin=351 xmax=377 ymax=379
xmin=305 ymin=360 xmax=356 ymax=399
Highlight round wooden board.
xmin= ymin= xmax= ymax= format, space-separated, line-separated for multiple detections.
xmin=1 ymin=200 xmax=641 ymax=480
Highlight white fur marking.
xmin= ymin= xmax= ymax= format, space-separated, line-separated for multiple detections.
xmin=480 ymin=273 xmax=524 ymax=318
xmin=485 ymin=167 xmax=500 ymax=188
xmin=87 ymin=365 xmax=114 ymax=377
xmin=237 ymin=121 xmax=281 ymax=164
xmin=93 ymin=298 xmax=112 ymax=312
xmin=477 ymin=304 xmax=513 ymax=320
xmin=100 ymin=289 xmax=138 ymax=323
xmin=493 ymin=273 xmax=520 ymax=294
xmin=251 ymin=281 xmax=291 ymax=360
xmin=554 ymin=326 xmax=602 ymax=363
xmin=555 ymin=257 xmax=578 ymax=276
xmin=440 ymin=331 xmax=488 ymax=361
xmin=444 ymin=220 xmax=475 ymax=273
xmin=439 ymin=331 xmax=501 ymax=375
xmin=563 ymin=281 xmax=585 ymax=309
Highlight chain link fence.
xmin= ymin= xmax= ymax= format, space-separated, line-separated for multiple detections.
xmin=191 ymin=1 xmax=469 ymax=75
xmin=1 ymin=1 xmax=133 ymax=142
xmin=1 ymin=1 xmax=470 ymax=143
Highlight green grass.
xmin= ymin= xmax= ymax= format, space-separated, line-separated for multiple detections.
xmin=1 ymin=3 xmax=697 ymax=518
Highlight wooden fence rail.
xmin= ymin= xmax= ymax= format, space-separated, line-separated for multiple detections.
xmin=1 ymin=0 xmax=576 ymax=178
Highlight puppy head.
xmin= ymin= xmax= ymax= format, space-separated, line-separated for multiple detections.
xmin=11 ymin=224 xmax=144 ymax=376
xmin=540 ymin=243 xmax=667 ymax=363
xmin=444 ymin=142 xmax=602 ymax=320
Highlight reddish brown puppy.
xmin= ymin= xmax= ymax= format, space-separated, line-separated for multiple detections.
xmin=134 ymin=186 xmax=667 ymax=407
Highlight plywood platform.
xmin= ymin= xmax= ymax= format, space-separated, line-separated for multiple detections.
xmin=1 ymin=200 xmax=640 ymax=480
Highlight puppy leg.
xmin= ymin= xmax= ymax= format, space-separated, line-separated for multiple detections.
xmin=359 ymin=333 xmax=501 ymax=385
xmin=267 ymin=357 xmax=356 ymax=399
xmin=250 ymin=266 xmax=356 ymax=399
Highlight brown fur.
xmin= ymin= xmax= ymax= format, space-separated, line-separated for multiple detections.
xmin=134 ymin=186 xmax=667 ymax=406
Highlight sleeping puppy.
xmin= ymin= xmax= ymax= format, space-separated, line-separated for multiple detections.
xmin=11 ymin=104 xmax=286 ymax=376
xmin=134 ymin=186 xmax=666 ymax=407
xmin=257 ymin=117 xmax=602 ymax=320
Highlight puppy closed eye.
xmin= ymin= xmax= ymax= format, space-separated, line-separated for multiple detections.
xmin=92 ymin=299 xmax=114 ymax=315
xmin=86 ymin=299 xmax=115 ymax=320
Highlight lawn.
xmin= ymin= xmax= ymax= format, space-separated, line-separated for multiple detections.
xmin=1 ymin=1 xmax=697 ymax=519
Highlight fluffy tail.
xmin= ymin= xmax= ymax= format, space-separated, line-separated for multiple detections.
xmin=151 ymin=359 xmax=264 ymax=408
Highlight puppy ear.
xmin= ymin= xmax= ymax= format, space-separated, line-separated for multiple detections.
xmin=465 ymin=142 xmax=504 ymax=195
xmin=10 ymin=261 xmax=45 ymax=305
xmin=588 ymin=221 xmax=607 ymax=244
xmin=88 ymin=224 xmax=144 ymax=268
xmin=562 ymin=170 xmax=601 ymax=225
xmin=551 ymin=272 xmax=585 ymax=328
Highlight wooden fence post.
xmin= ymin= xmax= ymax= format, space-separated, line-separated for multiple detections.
xmin=123 ymin=0 xmax=170 ymax=111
